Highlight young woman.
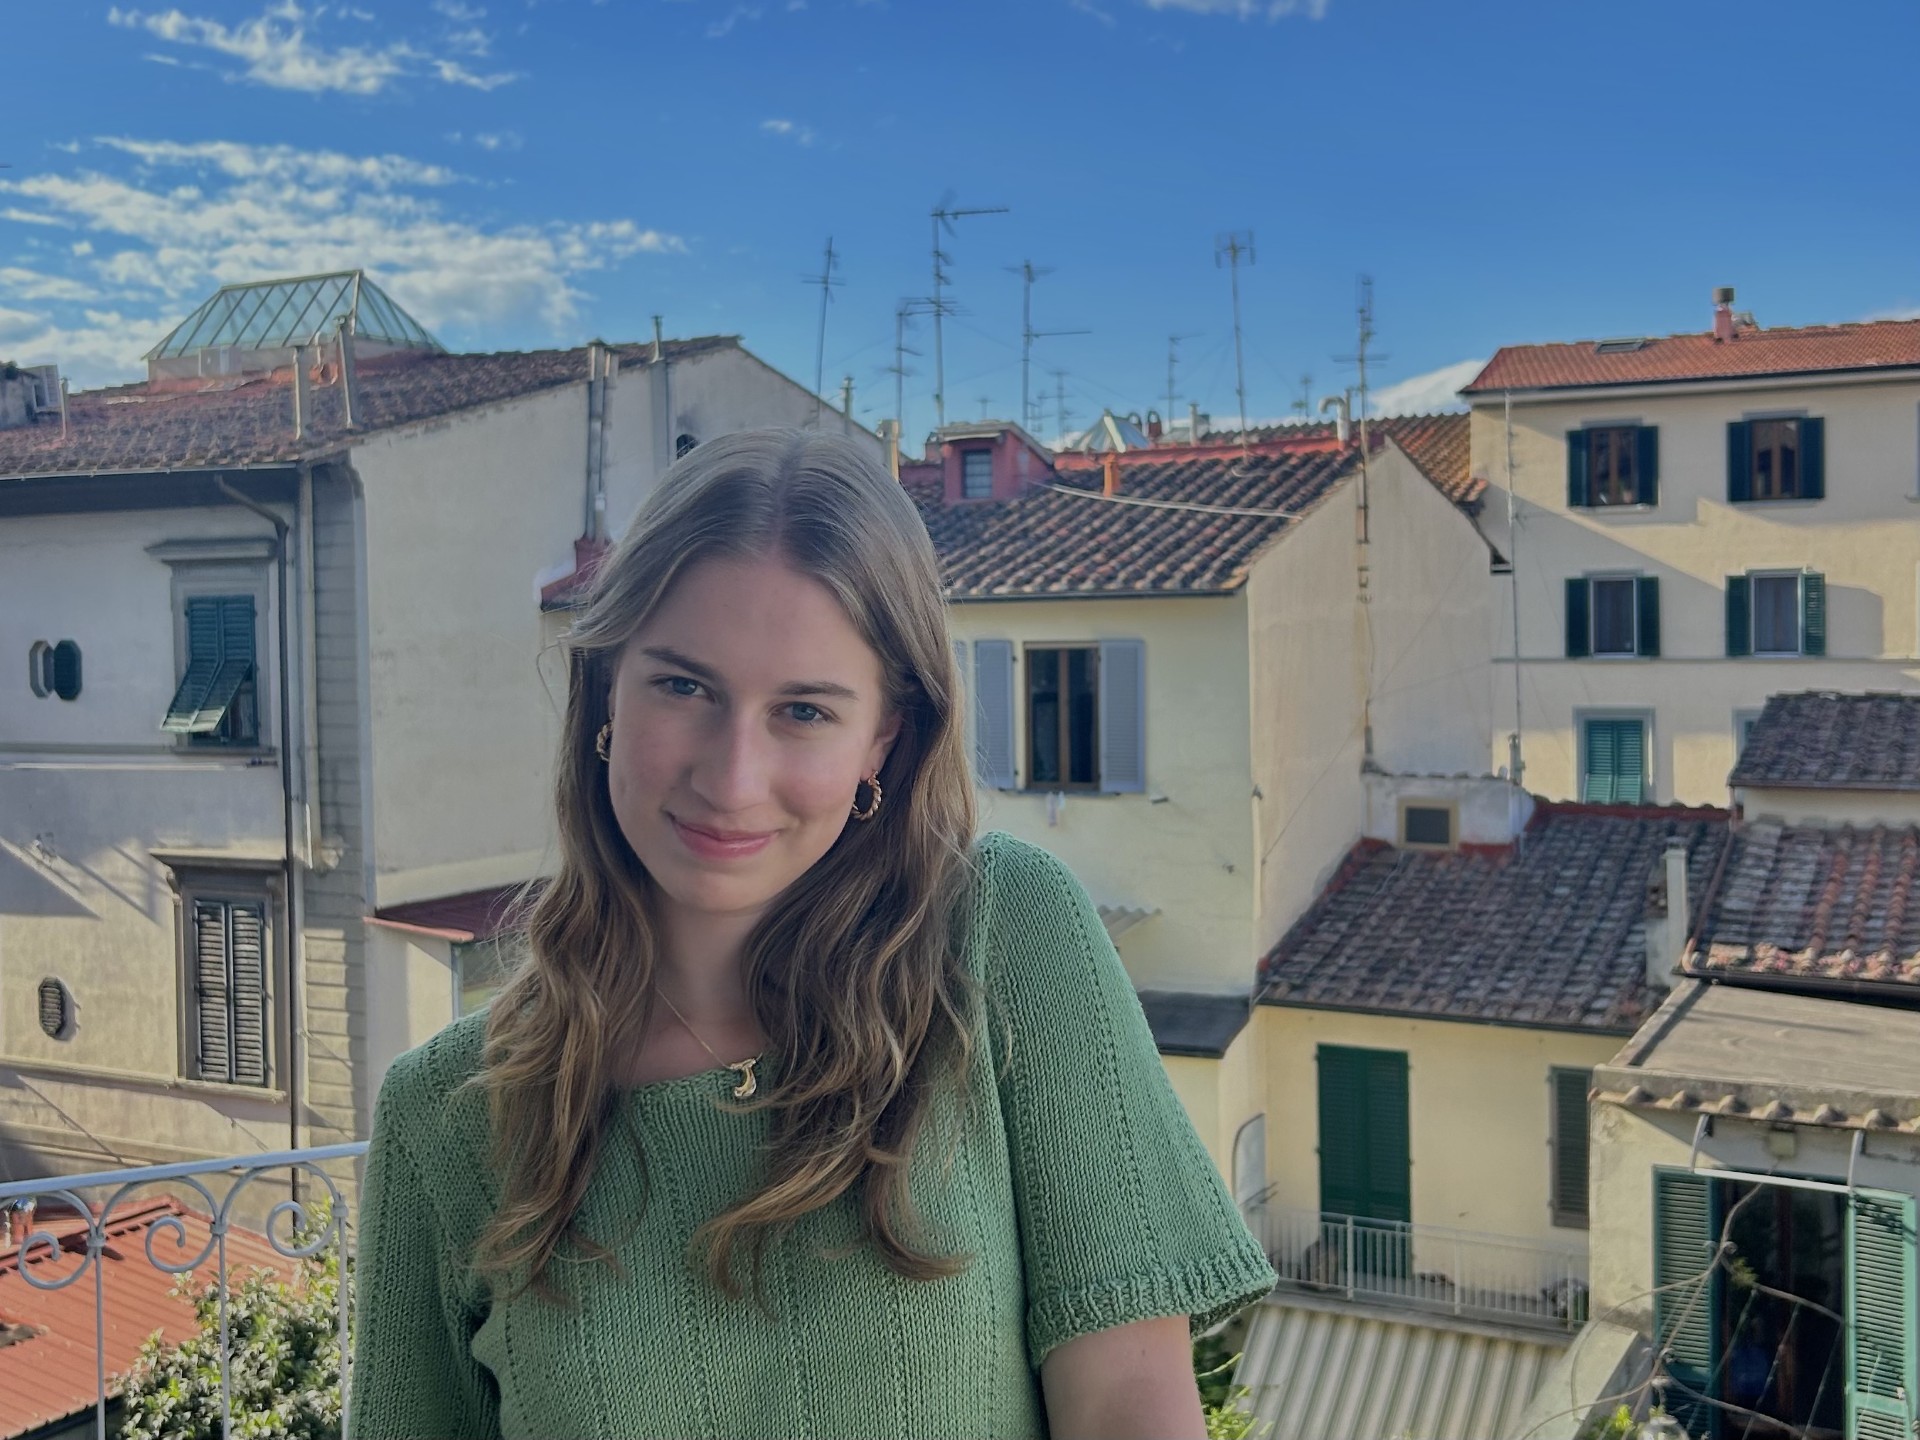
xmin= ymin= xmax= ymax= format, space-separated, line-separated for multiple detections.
xmin=349 ymin=429 xmax=1274 ymax=1439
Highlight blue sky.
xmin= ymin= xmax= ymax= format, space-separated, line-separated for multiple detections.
xmin=4 ymin=0 xmax=1918 ymax=441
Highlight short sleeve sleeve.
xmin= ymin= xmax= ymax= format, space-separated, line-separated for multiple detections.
xmin=977 ymin=834 xmax=1276 ymax=1368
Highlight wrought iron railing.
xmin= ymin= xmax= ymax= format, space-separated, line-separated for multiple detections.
xmin=0 ymin=1141 xmax=367 ymax=1440
xmin=1241 ymin=1188 xmax=1589 ymax=1333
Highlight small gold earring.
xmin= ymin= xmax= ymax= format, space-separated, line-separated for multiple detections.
xmin=850 ymin=773 xmax=883 ymax=822
xmin=595 ymin=721 xmax=613 ymax=762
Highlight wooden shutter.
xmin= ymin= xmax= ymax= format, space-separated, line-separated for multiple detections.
xmin=1635 ymin=425 xmax=1660 ymax=505
xmin=228 ymin=902 xmax=269 ymax=1086
xmin=1635 ymin=576 xmax=1661 ymax=658
xmin=1583 ymin=720 xmax=1617 ymax=803
xmin=1097 ymin=638 xmax=1145 ymax=794
xmin=971 ymin=640 xmax=1016 ymax=790
xmin=1801 ymin=572 xmax=1827 ymax=656
xmin=1565 ymin=578 xmax=1591 ymax=658
xmin=1847 ymin=1190 xmax=1917 ymax=1440
xmin=1614 ymin=721 xmax=1646 ymax=803
xmin=1800 ymin=416 xmax=1826 ymax=499
xmin=192 ymin=899 xmax=233 ymax=1082
xmin=163 ymin=598 xmax=226 ymax=733
xmin=1364 ymin=1049 xmax=1411 ymax=1225
xmin=1549 ymin=1069 xmax=1591 ymax=1227
xmin=1653 ymin=1170 xmax=1719 ymax=1440
xmin=1566 ymin=430 xmax=1590 ymax=508
xmin=950 ymin=638 xmax=969 ymax=768
xmin=1316 ymin=1046 xmax=1368 ymax=1218
xmin=1727 ymin=420 xmax=1753 ymax=502
xmin=1725 ymin=576 xmax=1751 ymax=657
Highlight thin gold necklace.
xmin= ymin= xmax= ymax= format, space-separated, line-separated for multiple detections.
xmin=654 ymin=989 xmax=763 ymax=1100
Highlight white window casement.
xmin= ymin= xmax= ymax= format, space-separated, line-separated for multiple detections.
xmin=967 ymin=638 xmax=1145 ymax=794
xmin=1726 ymin=570 xmax=1827 ymax=658
xmin=165 ymin=865 xmax=281 ymax=1090
xmin=148 ymin=538 xmax=276 ymax=749
xmin=1565 ymin=575 xmax=1660 ymax=659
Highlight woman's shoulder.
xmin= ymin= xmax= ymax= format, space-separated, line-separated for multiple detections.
xmin=372 ymin=1007 xmax=493 ymax=1154
xmin=966 ymin=830 xmax=1109 ymax=985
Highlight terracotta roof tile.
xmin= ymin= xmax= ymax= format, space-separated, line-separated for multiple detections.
xmin=1258 ymin=804 xmax=1731 ymax=1033
xmin=1730 ymin=691 xmax=1920 ymax=792
xmin=1464 ymin=318 xmax=1920 ymax=394
xmin=371 ymin=881 xmax=533 ymax=942
xmin=1690 ymin=821 xmax=1920 ymax=991
xmin=0 ymin=338 xmax=738 ymax=481
xmin=1233 ymin=413 xmax=1479 ymax=508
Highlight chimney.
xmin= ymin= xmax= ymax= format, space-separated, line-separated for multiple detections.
xmin=651 ymin=315 xmax=664 ymax=365
xmin=1188 ymin=402 xmax=1205 ymax=442
xmin=1645 ymin=837 xmax=1692 ymax=988
xmin=1712 ymin=286 xmax=1737 ymax=343
xmin=292 ymin=343 xmax=310 ymax=440
xmin=1146 ymin=409 xmax=1163 ymax=442
xmin=1102 ymin=451 xmax=1120 ymax=497
xmin=337 ymin=318 xmax=358 ymax=429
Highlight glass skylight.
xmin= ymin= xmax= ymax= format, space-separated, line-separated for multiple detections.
xmin=146 ymin=271 xmax=442 ymax=360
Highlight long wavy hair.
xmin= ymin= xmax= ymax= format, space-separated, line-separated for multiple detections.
xmin=470 ymin=429 xmax=980 ymax=1302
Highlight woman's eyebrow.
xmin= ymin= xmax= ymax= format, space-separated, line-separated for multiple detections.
xmin=639 ymin=645 xmax=860 ymax=702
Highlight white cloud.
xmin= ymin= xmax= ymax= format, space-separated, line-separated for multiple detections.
xmin=1864 ymin=305 xmax=1920 ymax=322
xmin=0 ymin=137 xmax=685 ymax=384
xmin=1068 ymin=0 xmax=1117 ymax=23
xmin=473 ymin=131 xmax=524 ymax=152
xmin=1 ymin=207 xmax=66 ymax=228
xmin=433 ymin=0 xmax=487 ymax=19
xmin=1143 ymin=0 xmax=1327 ymax=16
xmin=1369 ymin=358 xmax=1485 ymax=416
xmin=706 ymin=4 xmax=762 ymax=37
xmin=760 ymin=117 xmax=816 ymax=146
xmin=107 ymin=1 xmax=518 ymax=95
xmin=0 ymin=306 xmax=168 ymax=379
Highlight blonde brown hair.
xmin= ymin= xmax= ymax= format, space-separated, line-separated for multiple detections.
xmin=472 ymin=429 xmax=979 ymax=1301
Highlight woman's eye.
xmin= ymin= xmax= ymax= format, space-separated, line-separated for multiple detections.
xmin=657 ymin=676 xmax=702 ymax=698
xmin=786 ymin=702 xmax=826 ymax=726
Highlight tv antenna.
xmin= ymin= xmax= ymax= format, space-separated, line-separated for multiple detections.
xmin=1164 ymin=333 xmax=1199 ymax=437
xmin=1051 ymin=368 xmax=1073 ymax=444
xmin=1334 ymin=273 xmax=1388 ymax=536
xmin=888 ymin=298 xmax=930 ymax=451
xmin=929 ymin=195 xmax=1008 ymax=429
xmin=1007 ymin=260 xmax=1089 ymax=435
xmin=1293 ymin=372 xmax=1314 ymax=419
xmin=1215 ymin=231 xmax=1256 ymax=450
xmin=804 ymin=237 xmax=842 ymax=420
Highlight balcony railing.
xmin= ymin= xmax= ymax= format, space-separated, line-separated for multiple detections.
xmin=1241 ymin=1188 xmax=1589 ymax=1333
xmin=0 ymin=1141 xmax=368 ymax=1440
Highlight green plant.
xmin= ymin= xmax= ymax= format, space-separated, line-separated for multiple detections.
xmin=1576 ymin=1401 xmax=1637 ymax=1440
xmin=1194 ymin=1333 xmax=1269 ymax=1440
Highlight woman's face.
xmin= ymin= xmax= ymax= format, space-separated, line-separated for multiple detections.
xmin=606 ymin=552 xmax=901 ymax=933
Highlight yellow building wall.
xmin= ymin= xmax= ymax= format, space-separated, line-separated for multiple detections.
xmin=1162 ymin=1021 xmax=1269 ymax=1191
xmin=1256 ymin=1005 xmax=1621 ymax=1247
xmin=948 ymin=594 xmax=1256 ymax=993
xmin=1473 ymin=376 xmax=1920 ymax=805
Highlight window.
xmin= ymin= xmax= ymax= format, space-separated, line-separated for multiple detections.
xmin=1316 ymin=1046 xmax=1411 ymax=1226
xmin=186 ymin=892 xmax=271 ymax=1086
xmin=162 ymin=594 xmax=259 ymax=744
xmin=961 ymin=448 xmax=993 ymax=499
xmin=1725 ymin=572 xmax=1825 ymax=657
xmin=27 ymin=640 xmax=50 ymax=697
xmin=456 ymin=935 xmax=523 ymax=1016
xmin=1399 ymin=802 xmax=1455 ymax=848
xmin=974 ymin=639 xmax=1144 ymax=793
xmin=1549 ymin=1068 xmax=1590 ymax=1228
xmin=1027 ymin=645 xmax=1098 ymax=788
xmin=1734 ymin=709 xmax=1763 ymax=756
xmin=1728 ymin=417 xmax=1826 ymax=502
xmin=675 ymin=432 xmax=698 ymax=458
xmin=1567 ymin=425 xmax=1658 ymax=507
xmin=1564 ymin=576 xmax=1660 ymax=658
xmin=49 ymin=640 xmax=80 ymax=701
xmin=1581 ymin=717 xmax=1647 ymax=803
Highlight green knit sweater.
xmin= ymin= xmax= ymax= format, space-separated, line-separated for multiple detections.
xmin=348 ymin=832 xmax=1274 ymax=1439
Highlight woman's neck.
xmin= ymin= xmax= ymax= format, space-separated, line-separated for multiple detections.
xmin=652 ymin=900 xmax=760 ymax=1027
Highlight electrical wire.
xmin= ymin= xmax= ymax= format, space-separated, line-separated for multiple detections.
xmin=1036 ymin=481 xmax=1309 ymax=521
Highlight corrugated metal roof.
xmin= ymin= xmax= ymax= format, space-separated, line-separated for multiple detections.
xmin=1235 ymin=1296 xmax=1566 ymax=1440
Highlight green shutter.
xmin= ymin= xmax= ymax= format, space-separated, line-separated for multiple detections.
xmin=162 ymin=599 xmax=225 ymax=733
xmin=1567 ymin=430 xmax=1591 ymax=508
xmin=1583 ymin=720 xmax=1618 ymax=803
xmin=1615 ymin=721 xmax=1646 ymax=803
xmin=1636 ymin=425 xmax=1660 ymax=506
xmin=1636 ymin=576 xmax=1661 ymax=658
xmin=1725 ymin=576 xmax=1751 ymax=658
xmin=1550 ymin=1069 xmax=1591 ymax=1227
xmin=1653 ymin=1170 xmax=1719 ymax=1440
xmin=162 ymin=595 xmax=257 ymax=737
xmin=1801 ymin=572 xmax=1827 ymax=656
xmin=1727 ymin=421 xmax=1753 ymax=502
xmin=1565 ymin=578 xmax=1592 ymax=659
xmin=1800 ymin=416 xmax=1826 ymax=499
xmin=1847 ymin=1190 xmax=1917 ymax=1440
xmin=1317 ymin=1046 xmax=1368 ymax=1219
xmin=1365 ymin=1049 xmax=1410 ymax=1226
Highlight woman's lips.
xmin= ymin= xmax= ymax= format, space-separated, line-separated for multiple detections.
xmin=670 ymin=815 xmax=776 ymax=861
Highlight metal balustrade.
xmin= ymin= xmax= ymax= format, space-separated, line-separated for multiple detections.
xmin=0 ymin=1142 xmax=368 ymax=1440
xmin=1241 ymin=1188 xmax=1589 ymax=1333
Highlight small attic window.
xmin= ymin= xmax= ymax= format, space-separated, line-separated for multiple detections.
xmin=1593 ymin=337 xmax=1653 ymax=355
xmin=1400 ymin=802 xmax=1456 ymax=849
xmin=676 ymin=433 xmax=698 ymax=459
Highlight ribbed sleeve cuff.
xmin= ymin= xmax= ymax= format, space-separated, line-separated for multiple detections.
xmin=1025 ymin=1242 xmax=1278 ymax=1369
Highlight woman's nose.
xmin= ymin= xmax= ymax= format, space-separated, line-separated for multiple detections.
xmin=687 ymin=711 xmax=772 ymax=813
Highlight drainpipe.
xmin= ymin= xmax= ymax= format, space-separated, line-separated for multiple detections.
xmin=215 ymin=472 xmax=304 ymax=1185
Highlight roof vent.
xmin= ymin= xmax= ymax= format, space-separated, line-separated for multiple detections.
xmin=146 ymin=270 xmax=442 ymax=383
xmin=1593 ymin=336 xmax=1652 ymax=355
xmin=0 ymin=363 xmax=60 ymax=429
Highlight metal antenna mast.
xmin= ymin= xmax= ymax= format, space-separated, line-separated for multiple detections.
xmin=805 ymin=237 xmax=842 ymax=420
xmin=930 ymin=197 xmax=1008 ymax=430
xmin=888 ymin=299 xmax=928 ymax=452
xmin=1007 ymin=260 xmax=1089 ymax=434
xmin=1051 ymin=368 xmax=1073 ymax=444
xmin=1215 ymin=231 xmax=1255 ymax=449
xmin=1333 ymin=275 xmax=1387 ymax=540
xmin=1293 ymin=373 xmax=1314 ymax=419
xmin=1164 ymin=333 xmax=1198 ymax=438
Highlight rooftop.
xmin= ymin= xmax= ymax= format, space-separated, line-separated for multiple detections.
xmin=370 ymin=882 xmax=531 ymax=944
xmin=1137 ymin=991 xmax=1251 ymax=1059
xmin=1730 ymin=691 xmax=1920 ymax=792
xmin=146 ymin=270 xmax=440 ymax=363
xmin=1232 ymin=414 xmax=1477 ymax=509
xmin=1258 ymin=803 xmax=1732 ymax=1034
xmin=1687 ymin=820 xmax=1920 ymax=994
xmin=1464 ymin=316 xmax=1920 ymax=394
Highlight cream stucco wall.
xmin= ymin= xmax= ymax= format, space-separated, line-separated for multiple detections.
xmin=1474 ymin=375 xmax=1920 ymax=805
xmin=948 ymin=594 xmax=1256 ymax=993
xmin=1735 ymin=783 xmax=1920 ymax=829
xmin=363 ymin=924 xmax=456 ymax=1097
xmin=1163 ymin=1022 xmax=1269 ymax=1190
xmin=1256 ymin=1005 xmax=1622 ymax=1248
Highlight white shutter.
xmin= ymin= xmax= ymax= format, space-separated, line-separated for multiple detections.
xmin=972 ymin=639 xmax=1016 ymax=790
xmin=950 ymin=638 xmax=970 ymax=772
xmin=1098 ymin=638 xmax=1146 ymax=793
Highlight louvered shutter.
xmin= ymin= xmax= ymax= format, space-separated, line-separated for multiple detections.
xmin=1636 ymin=425 xmax=1660 ymax=506
xmin=1316 ymin=1046 xmax=1368 ymax=1219
xmin=1725 ymin=576 xmax=1752 ymax=658
xmin=50 ymin=640 xmax=82 ymax=701
xmin=950 ymin=638 xmax=970 ymax=769
xmin=163 ymin=595 xmax=256 ymax=736
xmin=1653 ymin=1170 xmax=1719 ymax=1440
xmin=971 ymin=640 xmax=1016 ymax=790
xmin=1727 ymin=421 xmax=1753 ymax=502
xmin=1566 ymin=430 xmax=1590 ymax=508
xmin=1636 ymin=576 xmax=1661 ymax=658
xmin=1550 ymin=1068 xmax=1591 ymax=1227
xmin=1097 ymin=638 xmax=1145 ymax=793
xmin=1565 ymin=579 xmax=1591 ymax=659
xmin=1614 ymin=721 xmax=1646 ymax=803
xmin=1801 ymin=572 xmax=1827 ymax=656
xmin=1800 ymin=416 xmax=1826 ymax=500
xmin=1847 ymin=1190 xmax=1917 ymax=1440
xmin=163 ymin=599 xmax=226 ymax=733
xmin=1583 ymin=720 xmax=1618 ymax=803
xmin=1365 ymin=1049 xmax=1411 ymax=1227
xmin=192 ymin=899 xmax=233 ymax=1082
xmin=228 ymin=902 xmax=269 ymax=1086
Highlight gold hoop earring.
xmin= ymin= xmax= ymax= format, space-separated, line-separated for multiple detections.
xmin=850 ymin=773 xmax=883 ymax=822
xmin=595 ymin=721 xmax=613 ymax=762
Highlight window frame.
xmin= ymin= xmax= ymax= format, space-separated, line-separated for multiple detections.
xmin=1749 ymin=416 xmax=1803 ymax=501
xmin=169 ymin=867 xmax=282 ymax=1092
xmin=1023 ymin=641 xmax=1101 ymax=792
xmin=170 ymin=581 xmax=269 ymax=749
xmin=1586 ymin=425 xmax=1643 ymax=507
xmin=27 ymin=640 xmax=51 ymax=698
xmin=1749 ymin=569 xmax=1806 ymax=657
xmin=1578 ymin=710 xmax=1652 ymax=804
xmin=1397 ymin=799 xmax=1457 ymax=850
xmin=960 ymin=447 xmax=994 ymax=500
xmin=1588 ymin=574 xmax=1640 ymax=658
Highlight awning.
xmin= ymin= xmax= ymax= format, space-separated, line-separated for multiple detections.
xmin=1234 ymin=1295 xmax=1566 ymax=1440
xmin=370 ymin=882 xmax=535 ymax=944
